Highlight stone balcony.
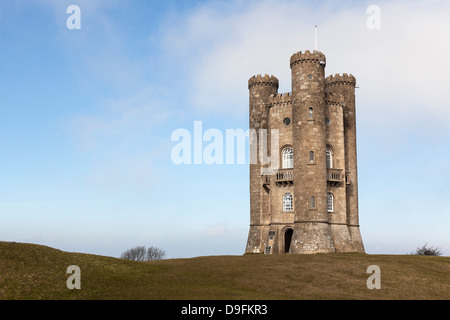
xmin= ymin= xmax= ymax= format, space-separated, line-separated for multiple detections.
xmin=327 ymin=168 xmax=344 ymax=186
xmin=275 ymin=169 xmax=293 ymax=185
xmin=266 ymin=168 xmax=344 ymax=187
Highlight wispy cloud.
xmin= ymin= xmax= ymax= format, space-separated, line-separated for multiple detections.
xmin=161 ymin=0 xmax=450 ymax=128
xmin=73 ymin=85 xmax=171 ymax=150
xmin=70 ymin=85 xmax=172 ymax=191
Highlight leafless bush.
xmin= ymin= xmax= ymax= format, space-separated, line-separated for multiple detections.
xmin=120 ymin=245 xmax=166 ymax=261
xmin=410 ymin=243 xmax=442 ymax=256
xmin=146 ymin=246 xmax=166 ymax=260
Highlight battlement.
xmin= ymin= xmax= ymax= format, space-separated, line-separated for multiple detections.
xmin=290 ymin=50 xmax=326 ymax=68
xmin=248 ymin=74 xmax=279 ymax=89
xmin=325 ymin=73 xmax=356 ymax=88
xmin=269 ymin=92 xmax=292 ymax=106
xmin=325 ymin=91 xmax=345 ymax=106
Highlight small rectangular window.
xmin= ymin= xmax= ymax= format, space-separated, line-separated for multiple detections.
xmin=265 ymin=246 xmax=271 ymax=255
xmin=310 ymin=196 xmax=315 ymax=209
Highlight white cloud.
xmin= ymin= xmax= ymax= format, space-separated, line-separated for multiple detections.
xmin=73 ymin=85 xmax=171 ymax=150
xmin=162 ymin=0 xmax=450 ymax=128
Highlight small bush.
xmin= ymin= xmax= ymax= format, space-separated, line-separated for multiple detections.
xmin=120 ymin=245 xmax=166 ymax=261
xmin=146 ymin=246 xmax=166 ymax=261
xmin=410 ymin=243 xmax=442 ymax=256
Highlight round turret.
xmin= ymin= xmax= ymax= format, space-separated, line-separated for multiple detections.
xmin=325 ymin=73 xmax=362 ymax=252
xmin=248 ymin=74 xmax=279 ymax=90
xmin=247 ymin=73 xmax=279 ymax=255
xmin=248 ymin=74 xmax=279 ymax=129
xmin=290 ymin=50 xmax=326 ymax=69
xmin=289 ymin=49 xmax=335 ymax=254
xmin=325 ymin=73 xmax=356 ymax=88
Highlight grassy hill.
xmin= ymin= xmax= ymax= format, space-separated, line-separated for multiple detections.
xmin=0 ymin=241 xmax=449 ymax=300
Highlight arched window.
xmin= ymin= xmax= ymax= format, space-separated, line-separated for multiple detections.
xmin=327 ymin=193 xmax=334 ymax=212
xmin=309 ymin=151 xmax=314 ymax=163
xmin=283 ymin=193 xmax=293 ymax=211
xmin=310 ymin=196 xmax=315 ymax=209
xmin=308 ymin=108 xmax=314 ymax=120
xmin=282 ymin=147 xmax=293 ymax=169
xmin=326 ymin=148 xmax=333 ymax=169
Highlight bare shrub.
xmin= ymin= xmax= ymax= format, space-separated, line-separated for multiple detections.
xmin=410 ymin=243 xmax=442 ymax=256
xmin=120 ymin=245 xmax=166 ymax=261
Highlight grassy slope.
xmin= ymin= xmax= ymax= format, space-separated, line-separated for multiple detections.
xmin=0 ymin=241 xmax=449 ymax=300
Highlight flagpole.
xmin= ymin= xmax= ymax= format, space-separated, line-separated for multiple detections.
xmin=315 ymin=25 xmax=318 ymax=51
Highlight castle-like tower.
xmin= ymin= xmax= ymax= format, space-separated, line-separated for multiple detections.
xmin=246 ymin=49 xmax=364 ymax=254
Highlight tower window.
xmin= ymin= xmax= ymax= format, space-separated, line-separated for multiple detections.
xmin=282 ymin=147 xmax=294 ymax=169
xmin=269 ymin=231 xmax=275 ymax=240
xmin=310 ymin=196 xmax=315 ymax=209
xmin=283 ymin=193 xmax=293 ymax=211
xmin=283 ymin=117 xmax=291 ymax=126
xmin=308 ymin=108 xmax=314 ymax=120
xmin=327 ymin=193 xmax=334 ymax=212
xmin=326 ymin=148 xmax=333 ymax=169
xmin=309 ymin=151 xmax=314 ymax=163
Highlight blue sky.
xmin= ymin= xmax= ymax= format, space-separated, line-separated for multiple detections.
xmin=1 ymin=0 xmax=449 ymax=258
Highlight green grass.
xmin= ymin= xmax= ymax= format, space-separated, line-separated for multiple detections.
xmin=1 ymin=241 xmax=449 ymax=299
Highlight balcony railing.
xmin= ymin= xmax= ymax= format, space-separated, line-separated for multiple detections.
xmin=275 ymin=169 xmax=294 ymax=183
xmin=327 ymin=168 xmax=344 ymax=182
xmin=267 ymin=168 xmax=343 ymax=185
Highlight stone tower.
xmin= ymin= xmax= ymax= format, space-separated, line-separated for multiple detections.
xmin=245 ymin=49 xmax=364 ymax=254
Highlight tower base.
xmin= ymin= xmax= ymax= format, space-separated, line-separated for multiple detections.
xmin=348 ymin=225 xmax=365 ymax=253
xmin=289 ymin=222 xmax=335 ymax=254
xmin=245 ymin=225 xmax=269 ymax=254
xmin=330 ymin=224 xmax=356 ymax=252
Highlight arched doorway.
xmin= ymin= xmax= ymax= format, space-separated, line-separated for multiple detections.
xmin=284 ymin=229 xmax=293 ymax=253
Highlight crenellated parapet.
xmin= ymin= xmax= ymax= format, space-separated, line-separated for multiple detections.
xmin=268 ymin=92 xmax=292 ymax=107
xmin=290 ymin=50 xmax=326 ymax=68
xmin=325 ymin=73 xmax=356 ymax=88
xmin=248 ymin=74 xmax=279 ymax=90
xmin=325 ymin=91 xmax=345 ymax=107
